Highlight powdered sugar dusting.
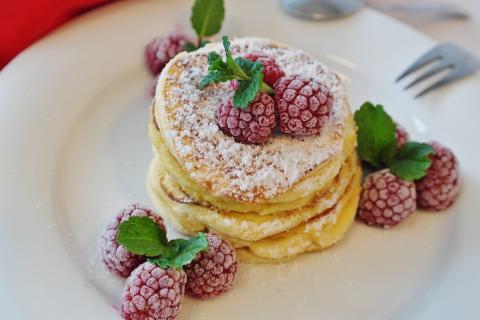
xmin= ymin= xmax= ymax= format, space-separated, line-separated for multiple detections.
xmin=157 ymin=37 xmax=348 ymax=202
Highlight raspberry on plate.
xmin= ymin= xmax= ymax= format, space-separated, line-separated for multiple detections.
xmin=416 ymin=142 xmax=460 ymax=211
xmin=217 ymin=92 xmax=276 ymax=144
xmin=244 ymin=52 xmax=285 ymax=86
xmin=395 ymin=123 xmax=409 ymax=149
xmin=274 ymin=75 xmax=333 ymax=136
xmin=100 ymin=204 xmax=165 ymax=277
xmin=122 ymin=262 xmax=187 ymax=320
xmin=184 ymin=233 xmax=238 ymax=299
xmin=145 ymin=33 xmax=188 ymax=75
xmin=358 ymin=169 xmax=417 ymax=228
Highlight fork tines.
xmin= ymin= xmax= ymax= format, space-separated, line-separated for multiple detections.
xmin=396 ymin=42 xmax=480 ymax=97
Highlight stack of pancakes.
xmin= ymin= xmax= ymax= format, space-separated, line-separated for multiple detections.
xmin=147 ymin=38 xmax=361 ymax=263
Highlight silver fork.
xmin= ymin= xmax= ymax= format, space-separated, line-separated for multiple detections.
xmin=396 ymin=42 xmax=480 ymax=97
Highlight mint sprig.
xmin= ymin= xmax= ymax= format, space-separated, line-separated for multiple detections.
xmin=117 ymin=217 xmax=208 ymax=269
xmin=149 ymin=234 xmax=208 ymax=269
xmin=190 ymin=0 xmax=225 ymax=48
xmin=354 ymin=102 xmax=433 ymax=180
xmin=199 ymin=36 xmax=273 ymax=108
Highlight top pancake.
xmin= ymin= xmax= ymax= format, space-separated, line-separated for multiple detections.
xmin=155 ymin=37 xmax=350 ymax=203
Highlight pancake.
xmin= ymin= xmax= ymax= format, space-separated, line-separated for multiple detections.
xmin=147 ymin=156 xmax=361 ymax=262
xmin=147 ymin=147 xmax=358 ymax=241
xmin=154 ymin=38 xmax=350 ymax=204
xmin=147 ymin=37 xmax=361 ymax=263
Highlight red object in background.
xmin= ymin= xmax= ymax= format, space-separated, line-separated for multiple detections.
xmin=0 ymin=0 xmax=111 ymax=69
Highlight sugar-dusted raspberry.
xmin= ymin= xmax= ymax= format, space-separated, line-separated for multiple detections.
xmin=101 ymin=204 xmax=166 ymax=277
xmin=145 ymin=33 xmax=188 ymax=75
xmin=184 ymin=233 xmax=238 ymax=299
xmin=244 ymin=52 xmax=285 ymax=86
xmin=274 ymin=75 xmax=333 ymax=136
xmin=416 ymin=142 xmax=460 ymax=211
xmin=217 ymin=93 xmax=276 ymax=144
xmin=122 ymin=262 xmax=186 ymax=320
xmin=395 ymin=123 xmax=409 ymax=149
xmin=358 ymin=169 xmax=417 ymax=228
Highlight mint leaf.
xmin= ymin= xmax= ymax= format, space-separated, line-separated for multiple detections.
xmin=388 ymin=142 xmax=433 ymax=180
xmin=199 ymin=52 xmax=234 ymax=89
xmin=191 ymin=0 xmax=225 ymax=39
xmin=117 ymin=217 xmax=168 ymax=257
xmin=232 ymin=62 xmax=264 ymax=108
xmin=200 ymin=40 xmax=211 ymax=47
xmin=354 ymin=102 xmax=396 ymax=168
xmin=184 ymin=42 xmax=197 ymax=52
xmin=208 ymin=51 xmax=222 ymax=64
xmin=222 ymin=35 xmax=231 ymax=55
xmin=234 ymin=57 xmax=255 ymax=76
xmin=148 ymin=233 xmax=209 ymax=269
xmin=222 ymin=37 xmax=249 ymax=80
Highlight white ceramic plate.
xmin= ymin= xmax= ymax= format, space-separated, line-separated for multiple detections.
xmin=1 ymin=0 xmax=479 ymax=319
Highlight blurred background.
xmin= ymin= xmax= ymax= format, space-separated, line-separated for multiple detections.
xmin=0 ymin=0 xmax=478 ymax=69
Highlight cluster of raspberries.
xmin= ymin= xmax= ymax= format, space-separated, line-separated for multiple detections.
xmin=217 ymin=52 xmax=334 ymax=144
xmin=100 ymin=204 xmax=238 ymax=320
xmin=358 ymin=139 xmax=460 ymax=228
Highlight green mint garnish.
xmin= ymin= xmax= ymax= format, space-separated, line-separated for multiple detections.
xmin=354 ymin=101 xmax=433 ymax=180
xmin=117 ymin=216 xmax=168 ymax=257
xmin=199 ymin=36 xmax=273 ymax=108
xmin=388 ymin=142 xmax=434 ymax=180
xmin=117 ymin=217 xmax=208 ymax=269
xmin=354 ymin=102 xmax=396 ymax=168
xmin=191 ymin=0 xmax=225 ymax=47
xmin=184 ymin=42 xmax=198 ymax=52
xmin=148 ymin=234 xmax=209 ymax=269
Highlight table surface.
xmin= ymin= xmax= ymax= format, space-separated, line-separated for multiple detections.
xmin=374 ymin=0 xmax=480 ymax=55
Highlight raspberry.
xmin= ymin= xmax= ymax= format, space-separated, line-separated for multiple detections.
xmin=416 ymin=142 xmax=460 ymax=211
xmin=395 ymin=123 xmax=409 ymax=149
xmin=145 ymin=33 xmax=187 ymax=75
xmin=101 ymin=204 xmax=166 ymax=277
xmin=184 ymin=233 xmax=238 ymax=299
xmin=122 ymin=262 xmax=186 ymax=320
xmin=274 ymin=75 xmax=333 ymax=136
xmin=244 ymin=52 xmax=285 ymax=86
xmin=358 ymin=169 xmax=417 ymax=228
xmin=217 ymin=93 xmax=276 ymax=144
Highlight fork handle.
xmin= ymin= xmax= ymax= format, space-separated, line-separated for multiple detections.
xmin=368 ymin=2 xmax=470 ymax=20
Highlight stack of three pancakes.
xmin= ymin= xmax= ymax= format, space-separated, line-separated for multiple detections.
xmin=147 ymin=38 xmax=361 ymax=263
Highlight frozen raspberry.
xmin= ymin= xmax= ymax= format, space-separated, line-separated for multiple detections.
xmin=416 ymin=142 xmax=460 ymax=211
xmin=184 ymin=233 xmax=238 ymax=299
xmin=101 ymin=204 xmax=166 ymax=277
xmin=122 ymin=262 xmax=186 ymax=320
xmin=244 ymin=52 xmax=285 ymax=86
xmin=395 ymin=123 xmax=409 ymax=149
xmin=217 ymin=93 xmax=276 ymax=144
xmin=145 ymin=33 xmax=188 ymax=75
xmin=274 ymin=75 xmax=333 ymax=136
xmin=358 ymin=169 xmax=417 ymax=228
